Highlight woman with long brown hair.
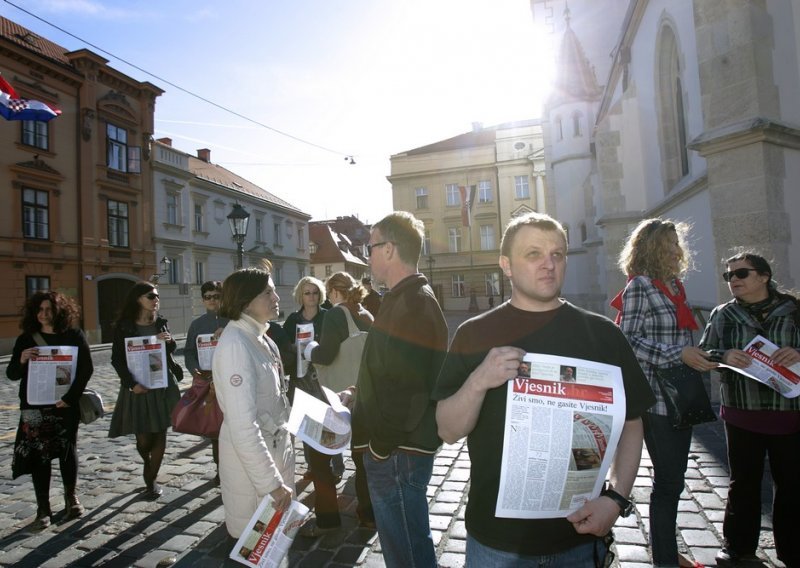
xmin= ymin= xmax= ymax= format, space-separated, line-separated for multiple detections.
xmin=6 ymin=291 xmax=94 ymax=530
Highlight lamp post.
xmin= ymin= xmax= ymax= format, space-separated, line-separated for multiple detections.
xmin=149 ymin=256 xmax=171 ymax=284
xmin=426 ymin=255 xmax=436 ymax=288
xmin=227 ymin=203 xmax=251 ymax=270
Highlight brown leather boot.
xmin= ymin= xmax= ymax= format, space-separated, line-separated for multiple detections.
xmin=65 ymin=486 xmax=85 ymax=519
xmin=31 ymin=503 xmax=51 ymax=531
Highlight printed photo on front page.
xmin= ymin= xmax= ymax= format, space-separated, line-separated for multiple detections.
xmin=124 ymin=336 xmax=168 ymax=389
xmin=495 ymin=353 xmax=626 ymax=519
xmin=26 ymin=345 xmax=79 ymax=405
xmin=196 ymin=333 xmax=217 ymax=371
xmin=286 ymin=386 xmax=351 ymax=454
xmin=295 ymin=323 xmax=314 ymax=378
xmin=229 ymin=497 xmax=309 ymax=568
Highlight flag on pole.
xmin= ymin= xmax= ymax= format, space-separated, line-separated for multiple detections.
xmin=459 ymin=185 xmax=476 ymax=227
xmin=0 ymin=73 xmax=61 ymax=122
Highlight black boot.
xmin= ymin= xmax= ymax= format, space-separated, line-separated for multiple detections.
xmin=32 ymin=494 xmax=51 ymax=531
xmin=64 ymin=486 xmax=85 ymax=519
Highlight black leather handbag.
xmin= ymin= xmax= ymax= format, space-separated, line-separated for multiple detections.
xmin=655 ymin=364 xmax=717 ymax=429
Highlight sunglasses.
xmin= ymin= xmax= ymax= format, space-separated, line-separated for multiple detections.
xmin=722 ymin=268 xmax=758 ymax=282
xmin=145 ymin=293 xmax=159 ymax=300
xmin=303 ymin=291 xmax=320 ymax=296
xmin=367 ymin=241 xmax=392 ymax=256
xmin=203 ymin=293 xmax=221 ymax=300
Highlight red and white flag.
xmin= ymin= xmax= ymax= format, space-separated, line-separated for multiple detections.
xmin=459 ymin=185 xmax=476 ymax=227
xmin=0 ymin=73 xmax=61 ymax=122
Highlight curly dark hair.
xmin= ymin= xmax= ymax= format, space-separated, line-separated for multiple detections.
xmin=115 ymin=281 xmax=157 ymax=326
xmin=20 ymin=291 xmax=80 ymax=334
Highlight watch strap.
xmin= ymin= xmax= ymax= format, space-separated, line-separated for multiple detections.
xmin=601 ymin=487 xmax=633 ymax=517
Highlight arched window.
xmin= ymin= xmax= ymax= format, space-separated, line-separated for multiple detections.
xmin=656 ymin=23 xmax=689 ymax=192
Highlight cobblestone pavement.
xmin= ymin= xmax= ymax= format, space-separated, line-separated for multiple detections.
xmin=0 ymin=312 xmax=785 ymax=567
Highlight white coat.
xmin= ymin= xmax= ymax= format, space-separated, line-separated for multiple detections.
xmin=212 ymin=313 xmax=295 ymax=537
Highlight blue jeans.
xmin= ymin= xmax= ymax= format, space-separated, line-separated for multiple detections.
xmin=466 ymin=534 xmax=610 ymax=567
xmin=363 ymin=450 xmax=436 ymax=568
xmin=642 ymin=412 xmax=692 ymax=567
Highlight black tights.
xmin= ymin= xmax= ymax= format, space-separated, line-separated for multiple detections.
xmin=31 ymin=447 xmax=78 ymax=509
xmin=135 ymin=431 xmax=167 ymax=487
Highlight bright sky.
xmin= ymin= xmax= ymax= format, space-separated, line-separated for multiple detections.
xmin=3 ymin=0 xmax=556 ymax=223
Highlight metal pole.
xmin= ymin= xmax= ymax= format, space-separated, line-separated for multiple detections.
xmin=236 ymin=238 xmax=244 ymax=270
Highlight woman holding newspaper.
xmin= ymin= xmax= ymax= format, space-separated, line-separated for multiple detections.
xmin=212 ymin=264 xmax=295 ymax=539
xmin=6 ymin=292 xmax=94 ymax=530
xmin=699 ymin=252 xmax=800 ymax=568
xmin=612 ymin=219 xmax=716 ymax=568
xmin=108 ymin=281 xmax=181 ymax=500
xmin=301 ymin=271 xmax=375 ymax=535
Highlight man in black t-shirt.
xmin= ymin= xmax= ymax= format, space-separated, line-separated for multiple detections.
xmin=433 ymin=212 xmax=655 ymax=567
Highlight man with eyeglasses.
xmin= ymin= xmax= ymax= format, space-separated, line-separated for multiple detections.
xmin=184 ymin=280 xmax=229 ymax=485
xmin=349 ymin=211 xmax=448 ymax=567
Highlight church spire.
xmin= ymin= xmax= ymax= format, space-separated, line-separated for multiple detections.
xmin=550 ymin=5 xmax=602 ymax=103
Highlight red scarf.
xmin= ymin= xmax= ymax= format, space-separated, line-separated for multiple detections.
xmin=610 ymin=276 xmax=698 ymax=330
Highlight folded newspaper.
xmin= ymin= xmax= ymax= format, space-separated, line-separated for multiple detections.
xmin=286 ymin=386 xmax=351 ymax=454
xmin=229 ymin=498 xmax=309 ymax=567
xmin=718 ymin=334 xmax=800 ymax=398
xmin=496 ymin=353 xmax=626 ymax=519
xmin=26 ymin=345 xmax=79 ymax=405
xmin=124 ymin=336 xmax=168 ymax=389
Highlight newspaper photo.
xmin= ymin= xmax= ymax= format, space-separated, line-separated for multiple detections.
xmin=229 ymin=497 xmax=309 ymax=568
xmin=286 ymin=386 xmax=351 ymax=455
xmin=294 ymin=323 xmax=314 ymax=378
xmin=196 ymin=333 xmax=218 ymax=371
xmin=495 ymin=353 xmax=627 ymax=519
xmin=717 ymin=334 xmax=800 ymax=398
xmin=26 ymin=345 xmax=79 ymax=405
xmin=124 ymin=336 xmax=168 ymax=389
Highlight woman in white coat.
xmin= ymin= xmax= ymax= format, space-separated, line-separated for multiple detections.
xmin=213 ymin=264 xmax=295 ymax=538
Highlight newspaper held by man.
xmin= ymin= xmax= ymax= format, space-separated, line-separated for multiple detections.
xmin=286 ymin=386 xmax=351 ymax=455
xmin=717 ymin=334 xmax=800 ymax=398
xmin=124 ymin=336 xmax=168 ymax=389
xmin=495 ymin=353 xmax=626 ymax=520
xmin=196 ymin=333 xmax=217 ymax=371
xmin=229 ymin=497 xmax=309 ymax=568
xmin=26 ymin=345 xmax=79 ymax=405
xmin=295 ymin=323 xmax=314 ymax=378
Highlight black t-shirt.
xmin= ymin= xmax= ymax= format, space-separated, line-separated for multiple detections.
xmin=433 ymin=301 xmax=655 ymax=555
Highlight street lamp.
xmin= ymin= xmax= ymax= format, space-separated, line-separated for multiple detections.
xmin=426 ymin=255 xmax=436 ymax=286
xmin=227 ymin=203 xmax=251 ymax=270
xmin=149 ymin=256 xmax=171 ymax=284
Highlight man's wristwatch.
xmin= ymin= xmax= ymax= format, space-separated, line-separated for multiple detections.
xmin=601 ymin=487 xmax=634 ymax=517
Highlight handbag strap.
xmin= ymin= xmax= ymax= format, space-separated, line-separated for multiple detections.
xmin=338 ymin=305 xmax=360 ymax=337
xmin=32 ymin=332 xmax=47 ymax=346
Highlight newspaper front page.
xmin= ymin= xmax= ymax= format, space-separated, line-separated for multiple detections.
xmin=717 ymin=334 xmax=800 ymax=398
xmin=229 ymin=498 xmax=309 ymax=568
xmin=286 ymin=386 xmax=351 ymax=454
xmin=124 ymin=336 xmax=168 ymax=389
xmin=495 ymin=353 xmax=626 ymax=519
xmin=26 ymin=346 xmax=79 ymax=405
xmin=295 ymin=323 xmax=314 ymax=378
xmin=196 ymin=333 xmax=217 ymax=371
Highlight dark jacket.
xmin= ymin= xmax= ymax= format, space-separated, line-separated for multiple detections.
xmin=111 ymin=316 xmax=181 ymax=390
xmin=310 ymin=302 xmax=373 ymax=366
xmin=281 ymin=307 xmax=326 ymax=378
xmin=6 ymin=328 xmax=94 ymax=409
xmin=352 ymin=274 xmax=448 ymax=458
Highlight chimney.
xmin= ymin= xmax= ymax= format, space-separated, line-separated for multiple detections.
xmin=197 ymin=148 xmax=211 ymax=162
xmin=156 ymin=137 xmax=172 ymax=146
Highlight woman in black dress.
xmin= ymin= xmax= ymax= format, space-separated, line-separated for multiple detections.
xmin=108 ymin=281 xmax=181 ymax=499
xmin=6 ymin=292 xmax=94 ymax=530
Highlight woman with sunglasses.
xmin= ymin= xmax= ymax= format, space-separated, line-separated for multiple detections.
xmin=281 ymin=276 xmax=327 ymax=386
xmin=6 ymin=292 xmax=94 ymax=530
xmin=612 ymin=218 xmax=715 ymax=568
xmin=183 ymin=280 xmax=229 ymax=484
xmin=699 ymin=253 xmax=800 ymax=568
xmin=108 ymin=281 xmax=181 ymax=499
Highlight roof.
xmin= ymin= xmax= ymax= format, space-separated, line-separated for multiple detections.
xmin=550 ymin=15 xmax=603 ymax=103
xmin=0 ymin=16 xmax=75 ymax=69
xmin=188 ymin=155 xmax=309 ymax=217
xmin=309 ymin=223 xmax=367 ymax=266
xmin=396 ymin=119 xmax=540 ymax=156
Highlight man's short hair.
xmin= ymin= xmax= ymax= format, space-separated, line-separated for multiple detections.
xmin=200 ymin=280 xmax=223 ymax=295
xmin=361 ymin=277 xmax=372 ymax=285
xmin=500 ymin=212 xmax=568 ymax=257
xmin=373 ymin=211 xmax=424 ymax=267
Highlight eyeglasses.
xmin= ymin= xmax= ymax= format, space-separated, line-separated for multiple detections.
xmin=145 ymin=293 xmax=159 ymax=300
xmin=367 ymin=241 xmax=392 ymax=256
xmin=303 ymin=291 xmax=320 ymax=296
xmin=722 ymin=268 xmax=758 ymax=282
xmin=203 ymin=293 xmax=221 ymax=300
